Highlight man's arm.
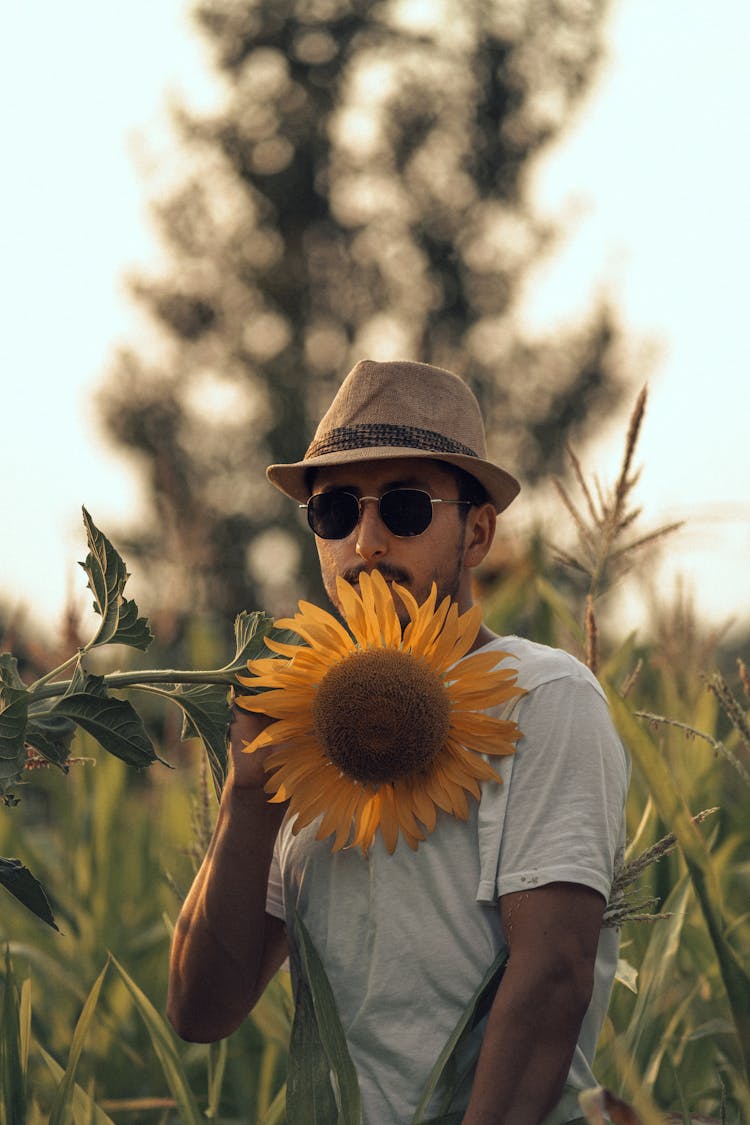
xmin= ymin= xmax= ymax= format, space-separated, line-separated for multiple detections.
xmin=167 ymin=708 xmax=289 ymax=1042
xmin=462 ymin=881 xmax=605 ymax=1125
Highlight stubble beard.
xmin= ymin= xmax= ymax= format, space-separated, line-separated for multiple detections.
xmin=325 ymin=537 xmax=466 ymax=630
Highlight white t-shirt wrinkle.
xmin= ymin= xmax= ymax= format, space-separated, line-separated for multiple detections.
xmin=265 ymin=636 xmax=630 ymax=1124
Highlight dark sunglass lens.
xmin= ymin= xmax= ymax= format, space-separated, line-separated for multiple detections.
xmin=380 ymin=489 xmax=432 ymax=536
xmin=308 ymin=492 xmax=359 ymax=539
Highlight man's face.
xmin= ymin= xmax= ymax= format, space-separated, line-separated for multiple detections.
xmin=309 ymin=457 xmax=475 ymax=624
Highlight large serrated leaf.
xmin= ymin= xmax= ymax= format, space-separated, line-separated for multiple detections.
xmin=0 ymin=683 xmax=28 ymax=762
xmin=170 ymin=683 xmax=231 ymax=798
xmin=52 ymin=691 xmax=161 ymax=769
xmin=0 ymin=674 xmax=29 ymax=797
xmin=221 ymin=611 xmax=276 ymax=677
xmin=78 ymin=508 xmax=153 ymax=651
xmin=24 ymin=714 xmax=75 ymax=768
xmin=0 ymin=857 xmax=59 ymax=930
xmin=0 ymin=655 xmax=26 ymax=692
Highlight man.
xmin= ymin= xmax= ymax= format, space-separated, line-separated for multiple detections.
xmin=168 ymin=359 xmax=629 ymax=1124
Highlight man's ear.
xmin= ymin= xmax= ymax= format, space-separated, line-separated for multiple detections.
xmin=463 ymin=502 xmax=496 ymax=569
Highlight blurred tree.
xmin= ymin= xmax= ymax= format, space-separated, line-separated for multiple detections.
xmin=98 ymin=0 xmax=624 ymax=623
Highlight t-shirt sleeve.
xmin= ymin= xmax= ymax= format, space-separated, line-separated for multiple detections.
xmin=476 ymin=672 xmax=629 ymax=905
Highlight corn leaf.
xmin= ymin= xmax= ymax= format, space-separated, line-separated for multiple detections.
xmin=0 ymin=950 xmax=27 ymax=1125
xmin=48 ymin=959 xmax=110 ymax=1125
xmin=108 ymin=955 xmax=204 ymax=1125
xmin=607 ymin=686 xmax=750 ymax=1081
xmin=289 ymin=906 xmax=362 ymax=1125
xmin=621 ymin=876 xmax=691 ymax=1068
xmin=78 ymin=508 xmax=153 ymax=652
xmin=411 ymin=947 xmax=507 ymax=1123
xmin=286 ymin=972 xmax=340 ymax=1125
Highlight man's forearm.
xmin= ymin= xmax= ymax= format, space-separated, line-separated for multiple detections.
xmin=462 ymin=958 xmax=591 ymax=1125
xmin=167 ymin=783 xmax=285 ymax=1041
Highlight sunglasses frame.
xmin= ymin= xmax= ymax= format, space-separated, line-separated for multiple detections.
xmin=300 ymin=488 xmax=472 ymax=540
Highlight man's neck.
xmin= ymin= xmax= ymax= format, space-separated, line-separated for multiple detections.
xmin=470 ymin=622 xmax=499 ymax=653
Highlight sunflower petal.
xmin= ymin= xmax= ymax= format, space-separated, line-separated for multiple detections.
xmin=336 ymin=577 xmax=371 ymax=647
xmin=378 ymin=785 xmax=400 ymax=854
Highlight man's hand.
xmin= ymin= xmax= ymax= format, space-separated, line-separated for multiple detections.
xmin=227 ymin=703 xmax=278 ymax=790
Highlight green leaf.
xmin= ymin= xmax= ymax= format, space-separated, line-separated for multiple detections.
xmin=108 ymin=955 xmax=204 ymax=1125
xmin=37 ymin=1045 xmax=117 ymax=1125
xmin=52 ymin=686 xmax=162 ymax=769
xmin=607 ymin=684 xmax=750 ymax=1083
xmin=78 ymin=507 xmax=153 ymax=651
xmin=411 ymin=948 xmax=508 ymax=1123
xmin=221 ymin=611 xmax=276 ymax=677
xmin=172 ymin=683 xmax=230 ymax=798
xmin=286 ymin=971 xmax=340 ymax=1125
xmin=0 ymin=666 xmax=29 ymax=795
xmin=0 ymin=656 xmax=26 ymax=692
xmin=24 ymin=714 xmax=76 ymax=768
xmin=289 ymin=906 xmax=362 ymax=1125
xmin=0 ymin=949 xmax=27 ymax=1125
xmin=48 ymin=959 xmax=110 ymax=1125
xmin=0 ymin=858 xmax=59 ymax=930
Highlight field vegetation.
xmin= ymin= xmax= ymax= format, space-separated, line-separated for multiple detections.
xmin=1 ymin=396 xmax=748 ymax=1123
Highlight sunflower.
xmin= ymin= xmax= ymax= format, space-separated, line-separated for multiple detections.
xmin=235 ymin=571 xmax=524 ymax=855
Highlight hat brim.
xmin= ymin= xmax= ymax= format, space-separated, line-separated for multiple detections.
xmin=267 ymin=447 xmax=520 ymax=513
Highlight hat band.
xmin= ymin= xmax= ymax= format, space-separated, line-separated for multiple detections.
xmin=305 ymin=423 xmax=479 ymax=461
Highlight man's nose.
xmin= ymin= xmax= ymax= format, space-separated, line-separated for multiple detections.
xmin=355 ymin=497 xmax=388 ymax=561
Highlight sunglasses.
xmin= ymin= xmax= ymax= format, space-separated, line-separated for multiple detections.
xmin=301 ymin=488 xmax=471 ymax=540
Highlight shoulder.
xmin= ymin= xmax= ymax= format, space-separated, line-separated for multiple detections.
xmin=477 ymin=635 xmax=606 ymax=701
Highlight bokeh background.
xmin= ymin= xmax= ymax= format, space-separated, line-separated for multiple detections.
xmin=2 ymin=0 xmax=749 ymax=638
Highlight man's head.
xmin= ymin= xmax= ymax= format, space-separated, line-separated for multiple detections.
xmin=266 ymin=359 xmax=520 ymax=619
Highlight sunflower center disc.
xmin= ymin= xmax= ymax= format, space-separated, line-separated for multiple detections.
xmin=313 ymin=648 xmax=451 ymax=784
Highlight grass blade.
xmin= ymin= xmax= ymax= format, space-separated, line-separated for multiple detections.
xmin=108 ymin=954 xmax=203 ymax=1125
xmin=48 ymin=958 xmax=110 ymax=1125
xmin=37 ymin=1044 xmax=117 ymax=1124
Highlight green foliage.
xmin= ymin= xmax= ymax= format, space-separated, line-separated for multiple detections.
xmin=0 ymin=745 xmax=288 ymax=1121
xmin=287 ymin=906 xmax=362 ymax=1124
xmin=2 ymin=397 xmax=750 ymax=1120
xmin=0 ymin=509 xmax=281 ymax=928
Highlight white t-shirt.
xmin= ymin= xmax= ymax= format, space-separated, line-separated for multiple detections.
xmin=266 ymin=636 xmax=630 ymax=1123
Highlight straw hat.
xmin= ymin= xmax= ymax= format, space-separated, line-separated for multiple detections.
xmin=266 ymin=359 xmax=520 ymax=513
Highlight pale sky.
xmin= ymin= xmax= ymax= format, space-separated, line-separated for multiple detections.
xmin=2 ymin=0 xmax=749 ymax=642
